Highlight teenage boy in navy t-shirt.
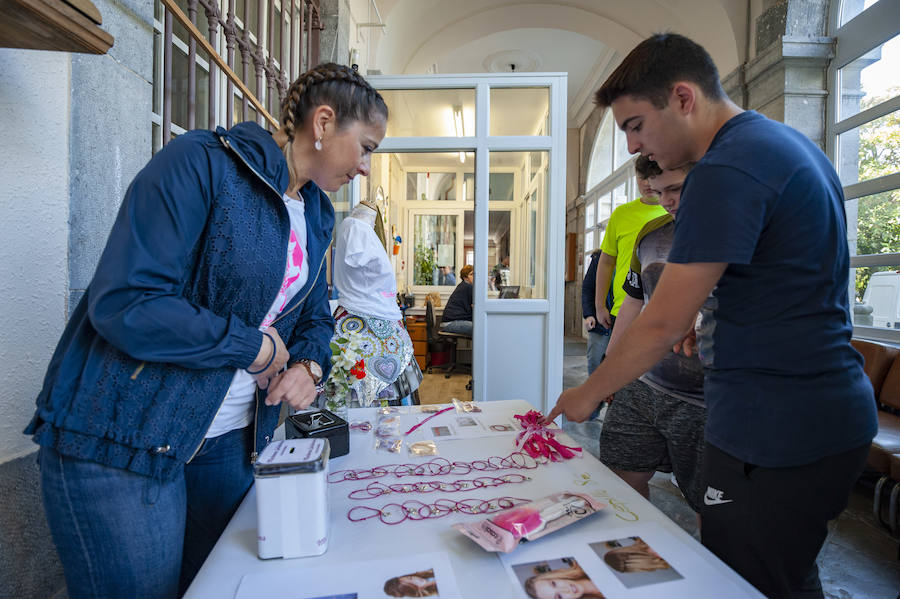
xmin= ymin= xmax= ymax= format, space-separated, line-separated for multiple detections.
xmin=546 ymin=33 xmax=876 ymax=598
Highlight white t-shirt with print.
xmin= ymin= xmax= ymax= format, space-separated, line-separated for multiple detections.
xmin=205 ymin=193 xmax=310 ymax=438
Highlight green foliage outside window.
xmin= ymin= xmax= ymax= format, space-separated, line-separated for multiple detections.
xmin=854 ymin=87 xmax=900 ymax=299
xmin=414 ymin=243 xmax=436 ymax=286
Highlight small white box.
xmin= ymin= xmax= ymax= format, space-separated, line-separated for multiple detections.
xmin=253 ymin=438 xmax=330 ymax=559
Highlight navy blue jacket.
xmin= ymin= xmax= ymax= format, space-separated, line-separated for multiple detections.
xmin=26 ymin=122 xmax=335 ymax=479
xmin=581 ymin=251 xmax=613 ymax=332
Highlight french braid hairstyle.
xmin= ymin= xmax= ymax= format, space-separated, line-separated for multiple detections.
xmin=279 ymin=62 xmax=388 ymax=187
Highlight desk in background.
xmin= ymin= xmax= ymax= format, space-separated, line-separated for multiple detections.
xmin=405 ymin=318 xmax=428 ymax=370
xmin=185 ymin=400 xmax=762 ymax=599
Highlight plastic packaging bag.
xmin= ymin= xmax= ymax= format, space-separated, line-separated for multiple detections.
xmin=452 ymin=491 xmax=604 ymax=552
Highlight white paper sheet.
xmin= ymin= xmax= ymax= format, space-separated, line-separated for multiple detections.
xmin=234 ymin=551 xmax=461 ymax=599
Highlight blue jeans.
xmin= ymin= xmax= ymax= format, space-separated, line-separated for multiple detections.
xmin=440 ymin=319 xmax=473 ymax=336
xmin=586 ymin=329 xmax=611 ymax=374
xmin=39 ymin=425 xmax=254 ymax=598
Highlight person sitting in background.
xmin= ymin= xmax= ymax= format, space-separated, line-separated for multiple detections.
xmin=438 ymin=265 xmax=456 ymax=286
xmin=440 ymin=265 xmax=474 ymax=336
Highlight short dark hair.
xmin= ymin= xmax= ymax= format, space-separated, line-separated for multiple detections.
xmin=634 ymin=155 xmax=662 ymax=179
xmin=648 ymin=161 xmax=696 ymax=179
xmin=595 ymin=34 xmax=725 ymax=109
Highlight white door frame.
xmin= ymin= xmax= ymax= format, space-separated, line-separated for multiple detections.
xmin=364 ymin=72 xmax=567 ymax=412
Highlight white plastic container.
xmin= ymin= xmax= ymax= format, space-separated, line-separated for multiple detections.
xmin=253 ymin=438 xmax=330 ymax=559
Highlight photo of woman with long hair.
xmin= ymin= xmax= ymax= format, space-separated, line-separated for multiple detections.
xmin=515 ymin=558 xmax=605 ymax=599
xmin=590 ymin=536 xmax=683 ymax=588
xmin=382 ymin=568 xmax=439 ymax=597
xmin=602 ymin=537 xmax=671 ymax=573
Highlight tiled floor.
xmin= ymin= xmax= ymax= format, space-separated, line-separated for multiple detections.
xmin=417 ymin=363 xmax=472 ymax=405
xmin=560 ymin=336 xmax=900 ymax=599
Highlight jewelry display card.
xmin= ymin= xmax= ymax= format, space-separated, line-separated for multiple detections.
xmin=234 ymin=551 xmax=461 ymax=598
xmin=415 ymin=414 xmax=520 ymax=441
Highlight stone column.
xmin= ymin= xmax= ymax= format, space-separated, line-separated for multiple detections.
xmin=722 ymin=0 xmax=834 ymax=149
xmin=317 ymin=0 xmax=350 ymax=68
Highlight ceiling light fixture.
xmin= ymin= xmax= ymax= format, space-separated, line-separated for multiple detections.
xmin=453 ymin=105 xmax=465 ymax=163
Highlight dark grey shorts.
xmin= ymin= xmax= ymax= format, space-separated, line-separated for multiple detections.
xmin=599 ymin=379 xmax=707 ymax=512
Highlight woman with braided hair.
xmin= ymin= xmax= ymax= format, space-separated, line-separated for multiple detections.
xmin=26 ymin=62 xmax=386 ymax=598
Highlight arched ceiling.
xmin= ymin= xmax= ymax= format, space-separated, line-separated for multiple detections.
xmin=368 ymin=0 xmax=746 ymax=128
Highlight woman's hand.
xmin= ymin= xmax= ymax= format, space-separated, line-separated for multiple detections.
xmin=265 ymin=363 xmax=318 ymax=410
xmin=584 ymin=316 xmax=596 ymax=330
xmin=249 ymin=328 xmax=289 ymax=389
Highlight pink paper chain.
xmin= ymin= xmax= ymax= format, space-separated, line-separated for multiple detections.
xmin=514 ymin=410 xmax=582 ymax=462
xmin=347 ymin=473 xmax=531 ymax=499
xmin=327 ymin=451 xmax=539 ymax=484
xmin=347 ymin=496 xmax=529 ymax=525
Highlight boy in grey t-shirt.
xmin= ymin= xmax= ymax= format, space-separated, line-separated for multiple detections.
xmin=599 ymin=162 xmax=708 ymax=512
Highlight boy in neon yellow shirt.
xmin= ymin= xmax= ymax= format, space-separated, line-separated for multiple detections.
xmin=591 ymin=156 xmax=666 ymax=362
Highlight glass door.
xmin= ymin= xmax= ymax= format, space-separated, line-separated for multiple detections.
xmin=356 ymin=73 xmax=567 ymax=412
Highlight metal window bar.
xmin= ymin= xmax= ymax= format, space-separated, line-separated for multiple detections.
xmin=155 ymin=0 xmax=322 ymax=148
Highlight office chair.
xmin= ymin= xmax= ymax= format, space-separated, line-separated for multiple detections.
xmin=424 ymin=300 xmax=452 ymax=374
xmin=436 ymin=320 xmax=472 ymax=382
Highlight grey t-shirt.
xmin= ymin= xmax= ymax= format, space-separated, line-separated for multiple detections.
xmin=624 ymin=219 xmax=712 ymax=406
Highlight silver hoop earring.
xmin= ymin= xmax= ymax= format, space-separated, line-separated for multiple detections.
xmin=314 ymin=138 xmax=322 ymax=151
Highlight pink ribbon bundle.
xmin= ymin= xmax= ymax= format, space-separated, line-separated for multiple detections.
xmin=513 ymin=410 xmax=582 ymax=462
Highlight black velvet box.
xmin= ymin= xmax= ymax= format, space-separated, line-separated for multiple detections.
xmin=285 ymin=409 xmax=349 ymax=458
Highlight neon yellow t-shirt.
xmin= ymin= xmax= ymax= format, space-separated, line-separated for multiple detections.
xmin=599 ymin=198 xmax=668 ymax=316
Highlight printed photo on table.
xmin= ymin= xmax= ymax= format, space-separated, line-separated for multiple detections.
xmin=302 ymin=594 xmax=357 ymax=599
xmin=589 ymin=536 xmax=682 ymax=588
xmin=432 ymin=426 xmax=452 ymax=437
xmin=383 ymin=568 xmax=439 ymax=597
xmin=511 ymin=557 xmax=605 ymax=599
xmin=457 ymin=416 xmax=478 ymax=427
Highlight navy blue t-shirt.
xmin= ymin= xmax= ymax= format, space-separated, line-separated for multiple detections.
xmin=668 ymin=110 xmax=876 ymax=467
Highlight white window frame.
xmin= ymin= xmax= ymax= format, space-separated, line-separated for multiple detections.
xmin=826 ymin=0 xmax=900 ymax=343
xmin=365 ymin=73 xmax=567 ymax=411
xmin=152 ymin=0 xmax=300 ymax=151
xmin=583 ymin=107 xmax=642 ymax=257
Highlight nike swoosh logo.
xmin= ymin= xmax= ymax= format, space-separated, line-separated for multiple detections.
xmin=704 ymin=494 xmax=734 ymax=506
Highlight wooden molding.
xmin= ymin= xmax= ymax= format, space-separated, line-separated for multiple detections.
xmin=0 ymin=0 xmax=114 ymax=54
xmin=565 ymin=232 xmax=577 ymax=282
